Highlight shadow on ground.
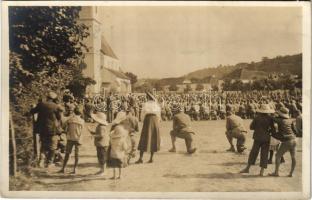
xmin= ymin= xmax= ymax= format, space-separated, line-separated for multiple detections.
xmin=163 ymin=172 xmax=267 ymax=179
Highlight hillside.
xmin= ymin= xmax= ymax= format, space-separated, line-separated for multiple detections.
xmin=185 ymin=53 xmax=302 ymax=80
xmin=135 ymin=53 xmax=302 ymax=88
xmin=224 ymin=68 xmax=268 ymax=80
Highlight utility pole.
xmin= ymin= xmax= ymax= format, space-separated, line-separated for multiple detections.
xmin=9 ymin=113 xmax=17 ymax=176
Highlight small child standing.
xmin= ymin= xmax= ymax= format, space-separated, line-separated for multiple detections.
xmin=58 ymin=107 xmax=84 ymax=174
xmin=108 ymin=112 xmax=129 ymax=179
xmin=88 ymin=112 xmax=110 ymax=176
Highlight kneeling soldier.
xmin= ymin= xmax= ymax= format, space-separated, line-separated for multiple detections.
xmin=225 ymin=107 xmax=247 ymax=153
xmin=169 ymin=105 xmax=197 ymax=154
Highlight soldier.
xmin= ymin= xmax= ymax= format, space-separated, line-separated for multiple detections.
xmin=238 ymin=101 xmax=246 ymax=119
xmin=106 ymin=92 xmax=114 ymax=123
xmin=168 ymin=104 xmax=197 ymax=154
xmin=225 ymin=107 xmax=247 ymax=153
xmin=219 ymin=100 xmax=226 ymax=120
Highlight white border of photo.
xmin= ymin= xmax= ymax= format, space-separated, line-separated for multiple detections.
xmin=0 ymin=1 xmax=311 ymax=199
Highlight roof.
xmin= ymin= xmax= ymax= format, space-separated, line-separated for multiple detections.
xmin=104 ymin=67 xmax=130 ymax=80
xmin=100 ymin=35 xmax=118 ymax=59
xmin=182 ymin=79 xmax=192 ymax=84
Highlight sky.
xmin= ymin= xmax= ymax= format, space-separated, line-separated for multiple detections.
xmin=98 ymin=6 xmax=302 ymax=79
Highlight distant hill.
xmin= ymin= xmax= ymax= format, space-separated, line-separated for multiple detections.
xmin=135 ymin=53 xmax=302 ymax=88
xmin=224 ymin=68 xmax=268 ymax=80
xmin=185 ymin=65 xmax=240 ymax=79
xmin=185 ymin=53 xmax=302 ymax=80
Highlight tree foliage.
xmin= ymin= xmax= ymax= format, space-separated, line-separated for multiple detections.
xmin=195 ymin=83 xmax=204 ymax=91
xmin=125 ymin=72 xmax=138 ymax=85
xmin=184 ymin=84 xmax=192 ymax=93
xmin=133 ymin=82 xmax=153 ymax=93
xmin=168 ymin=84 xmax=178 ymax=92
xmin=221 ymin=77 xmax=300 ymax=91
xmin=9 ymin=6 xmax=91 ymax=171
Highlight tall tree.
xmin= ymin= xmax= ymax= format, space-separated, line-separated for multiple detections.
xmin=9 ymin=6 xmax=91 ymax=171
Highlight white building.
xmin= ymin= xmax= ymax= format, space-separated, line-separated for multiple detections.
xmin=79 ymin=7 xmax=131 ymax=95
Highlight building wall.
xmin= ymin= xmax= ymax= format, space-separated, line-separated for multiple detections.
xmin=101 ymin=68 xmax=131 ymax=94
xmin=79 ymin=7 xmax=102 ymax=94
xmin=100 ymin=54 xmax=121 ymax=71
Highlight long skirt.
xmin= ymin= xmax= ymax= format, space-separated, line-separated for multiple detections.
xmin=138 ymin=114 xmax=160 ymax=153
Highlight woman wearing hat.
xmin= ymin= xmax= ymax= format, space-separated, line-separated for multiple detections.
xmin=240 ymin=104 xmax=275 ymax=176
xmin=269 ymin=107 xmax=297 ymax=177
xmin=135 ymin=92 xmax=161 ymax=164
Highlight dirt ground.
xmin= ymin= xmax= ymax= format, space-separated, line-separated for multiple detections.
xmin=28 ymin=120 xmax=302 ymax=192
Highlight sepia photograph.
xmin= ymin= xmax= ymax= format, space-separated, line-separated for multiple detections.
xmin=0 ymin=1 xmax=311 ymax=199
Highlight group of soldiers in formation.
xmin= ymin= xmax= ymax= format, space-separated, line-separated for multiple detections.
xmin=82 ymin=90 xmax=302 ymax=123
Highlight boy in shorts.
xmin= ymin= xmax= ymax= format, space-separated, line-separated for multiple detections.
xmin=58 ymin=107 xmax=84 ymax=174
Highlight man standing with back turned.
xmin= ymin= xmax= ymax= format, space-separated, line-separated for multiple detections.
xmin=30 ymin=91 xmax=63 ymax=170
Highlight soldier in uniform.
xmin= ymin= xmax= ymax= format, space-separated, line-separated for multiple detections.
xmin=106 ymin=93 xmax=114 ymax=123
xmin=225 ymin=107 xmax=247 ymax=153
xmin=238 ymin=101 xmax=246 ymax=119
xmin=168 ymin=104 xmax=197 ymax=154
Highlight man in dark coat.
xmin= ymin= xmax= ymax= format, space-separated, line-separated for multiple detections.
xmin=30 ymin=91 xmax=63 ymax=168
xmin=169 ymin=105 xmax=196 ymax=154
xmin=240 ymin=104 xmax=275 ymax=176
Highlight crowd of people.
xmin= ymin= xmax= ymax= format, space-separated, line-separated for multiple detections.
xmin=84 ymin=90 xmax=302 ymax=123
xmin=29 ymin=89 xmax=302 ymax=179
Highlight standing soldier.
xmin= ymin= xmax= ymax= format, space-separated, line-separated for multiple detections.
xmin=219 ymin=100 xmax=226 ymax=120
xmin=250 ymin=100 xmax=257 ymax=119
xmin=106 ymin=93 xmax=114 ymax=123
xmin=238 ymin=101 xmax=246 ymax=119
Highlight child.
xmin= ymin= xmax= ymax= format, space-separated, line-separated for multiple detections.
xmin=120 ymin=108 xmax=139 ymax=164
xmin=58 ymin=107 xmax=84 ymax=174
xmin=269 ymin=107 xmax=297 ymax=177
xmin=108 ymin=112 xmax=129 ymax=179
xmin=88 ymin=112 xmax=110 ymax=176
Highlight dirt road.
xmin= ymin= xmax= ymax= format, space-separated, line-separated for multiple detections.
xmin=29 ymin=120 xmax=302 ymax=192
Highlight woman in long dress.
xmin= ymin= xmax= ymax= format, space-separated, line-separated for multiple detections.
xmin=135 ymin=92 xmax=161 ymax=164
